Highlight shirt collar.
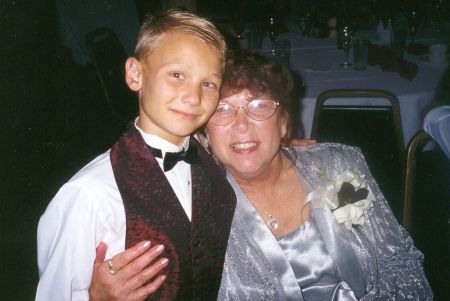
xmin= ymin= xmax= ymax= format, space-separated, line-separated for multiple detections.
xmin=134 ymin=118 xmax=190 ymax=156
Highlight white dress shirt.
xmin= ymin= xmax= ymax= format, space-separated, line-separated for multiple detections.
xmin=36 ymin=126 xmax=193 ymax=301
xmin=136 ymin=125 xmax=193 ymax=220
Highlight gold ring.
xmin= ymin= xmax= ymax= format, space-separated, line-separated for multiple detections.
xmin=107 ymin=260 xmax=120 ymax=275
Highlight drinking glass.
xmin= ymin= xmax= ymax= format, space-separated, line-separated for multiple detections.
xmin=408 ymin=9 xmax=417 ymax=44
xmin=353 ymin=36 xmax=368 ymax=70
xmin=246 ymin=24 xmax=262 ymax=51
xmin=274 ymin=39 xmax=290 ymax=65
xmin=433 ymin=0 xmax=443 ymax=33
xmin=233 ymin=16 xmax=245 ymax=39
xmin=233 ymin=1 xmax=246 ymax=39
xmin=267 ymin=16 xmax=278 ymax=54
xmin=339 ymin=25 xmax=353 ymax=69
xmin=392 ymin=16 xmax=409 ymax=58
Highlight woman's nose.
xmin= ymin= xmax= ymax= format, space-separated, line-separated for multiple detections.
xmin=232 ymin=108 xmax=253 ymax=132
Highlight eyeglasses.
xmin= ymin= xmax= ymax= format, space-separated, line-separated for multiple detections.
xmin=209 ymin=98 xmax=279 ymax=126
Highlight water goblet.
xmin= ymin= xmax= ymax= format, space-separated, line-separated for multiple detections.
xmin=433 ymin=0 xmax=443 ymax=33
xmin=408 ymin=9 xmax=417 ymax=44
xmin=339 ymin=25 xmax=353 ymax=69
xmin=267 ymin=16 xmax=278 ymax=54
xmin=233 ymin=15 xmax=245 ymax=39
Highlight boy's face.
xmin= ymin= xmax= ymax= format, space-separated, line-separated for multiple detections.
xmin=126 ymin=30 xmax=223 ymax=145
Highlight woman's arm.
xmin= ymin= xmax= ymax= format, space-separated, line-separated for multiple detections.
xmin=348 ymin=147 xmax=433 ymax=300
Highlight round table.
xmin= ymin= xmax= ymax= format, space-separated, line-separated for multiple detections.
xmin=255 ymin=32 xmax=448 ymax=146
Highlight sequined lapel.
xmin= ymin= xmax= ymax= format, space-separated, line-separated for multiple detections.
xmin=227 ymin=174 xmax=304 ymax=301
xmin=295 ymin=149 xmax=366 ymax=298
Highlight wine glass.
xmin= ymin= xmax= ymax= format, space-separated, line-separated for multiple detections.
xmin=267 ymin=16 xmax=278 ymax=54
xmin=339 ymin=25 xmax=353 ymax=69
xmin=433 ymin=0 xmax=443 ymax=33
xmin=408 ymin=9 xmax=417 ymax=44
xmin=233 ymin=15 xmax=245 ymax=39
xmin=233 ymin=1 xmax=247 ymax=39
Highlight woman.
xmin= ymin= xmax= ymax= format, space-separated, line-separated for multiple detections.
xmin=89 ymin=50 xmax=432 ymax=300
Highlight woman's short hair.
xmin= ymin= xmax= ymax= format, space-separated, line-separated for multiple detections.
xmin=220 ymin=50 xmax=295 ymax=145
xmin=134 ymin=8 xmax=227 ymax=65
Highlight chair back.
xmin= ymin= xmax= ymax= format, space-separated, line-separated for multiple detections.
xmin=311 ymin=89 xmax=405 ymax=220
xmin=403 ymin=130 xmax=431 ymax=230
xmin=85 ymin=27 xmax=137 ymax=124
xmin=402 ymin=130 xmax=450 ymax=298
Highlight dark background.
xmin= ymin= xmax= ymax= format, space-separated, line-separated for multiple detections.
xmin=1 ymin=0 xmax=448 ymax=299
xmin=0 ymin=1 xmax=249 ymax=299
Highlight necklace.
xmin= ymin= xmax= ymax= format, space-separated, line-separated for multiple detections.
xmin=266 ymin=214 xmax=279 ymax=231
xmin=249 ymin=200 xmax=279 ymax=231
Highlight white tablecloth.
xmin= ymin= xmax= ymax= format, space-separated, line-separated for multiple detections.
xmin=254 ymin=32 xmax=447 ymax=146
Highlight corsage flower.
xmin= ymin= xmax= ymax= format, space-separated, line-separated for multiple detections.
xmin=307 ymin=169 xmax=374 ymax=229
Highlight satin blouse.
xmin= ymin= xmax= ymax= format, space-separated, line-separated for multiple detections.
xmin=276 ymin=213 xmax=357 ymax=300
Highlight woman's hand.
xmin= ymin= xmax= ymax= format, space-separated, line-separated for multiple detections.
xmin=89 ymin=240 xmax=168 ymax=301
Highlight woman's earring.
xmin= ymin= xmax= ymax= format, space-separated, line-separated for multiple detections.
xmin=211 ymin=153 xmax=221 ymax=166
xmin=196 ymin=133 xmax=209 ymax=152
xmin=197 ymin=133 xmax=221 ymax=166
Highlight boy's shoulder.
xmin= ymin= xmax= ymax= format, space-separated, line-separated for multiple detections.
xmin=69 ymin=149 xmax=113 ymax=185
xmin=42 ymin=149 xmax=121 ymax=220
xmin=55 ymin=149 xmax=117 ymax=203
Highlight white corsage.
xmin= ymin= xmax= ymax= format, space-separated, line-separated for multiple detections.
xmin=307 ymin=169 xmax=374 ymax=229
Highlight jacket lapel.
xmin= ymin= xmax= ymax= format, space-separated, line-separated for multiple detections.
xmin=296 ymin=150 xmax=366 ymax=299
xmin=227 ymin=174 xmax=303 ymax=301
xmin=312 ymin=207 xmax=366 ymax=298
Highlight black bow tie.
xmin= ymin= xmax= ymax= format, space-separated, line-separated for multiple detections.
xmin=147 ymin=143 xmax=198 ymax=172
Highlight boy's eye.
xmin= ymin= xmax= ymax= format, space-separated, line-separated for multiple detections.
xmin=203 ymin=81 xmax=218 ymax=89
xmin=170 ymin=72 xmax=184 ymax=79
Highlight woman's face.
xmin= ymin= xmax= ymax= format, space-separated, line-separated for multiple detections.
xmin=205 ymin=89 xmax=287 ymax=181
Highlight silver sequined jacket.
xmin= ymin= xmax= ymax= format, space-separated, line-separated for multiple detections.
xmin=218 ymin=143 xmax=432 ymax=300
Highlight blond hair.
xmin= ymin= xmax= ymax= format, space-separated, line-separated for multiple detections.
xmin=135 ymin=9 xmax=227 ymax=64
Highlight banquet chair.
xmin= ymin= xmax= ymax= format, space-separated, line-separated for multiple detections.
xmin=403 ymin=130 xmax=431 ymax=231
xmin=311 ymin=89 xmax=405 ymax=221
xmin=85 ymin=27 xmax=137 ymax=125
xmin=402 ymin=130 xmax=450 ymax=298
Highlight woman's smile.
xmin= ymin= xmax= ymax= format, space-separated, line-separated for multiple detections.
xmin=230 ymin=142 xmax=258 ymax=152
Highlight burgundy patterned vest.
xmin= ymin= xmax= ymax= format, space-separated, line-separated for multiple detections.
xmin=110 ymin=126 xmax=236 ymax=300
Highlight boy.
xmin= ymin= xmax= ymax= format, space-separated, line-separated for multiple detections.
xmin=36 ymin=9 xmax=236 ymax=301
